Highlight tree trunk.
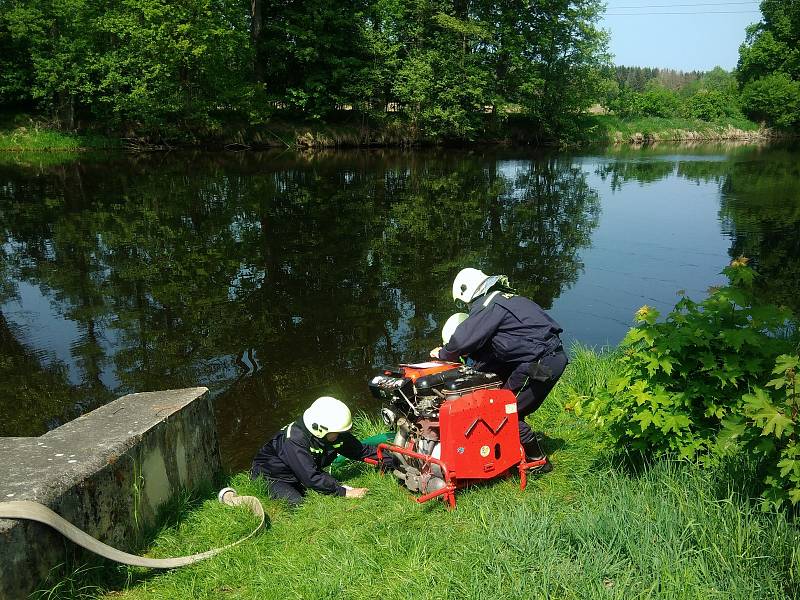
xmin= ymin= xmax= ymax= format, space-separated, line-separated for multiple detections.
xmin=251 ymin=0 xmax=263 ymax=82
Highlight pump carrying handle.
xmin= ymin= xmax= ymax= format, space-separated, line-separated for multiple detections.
xmin=0 ymin=488 xmax=265 ymax=569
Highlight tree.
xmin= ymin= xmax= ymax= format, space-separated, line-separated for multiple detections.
xmin=741 ymin=73 xmax=800 ymax=128
xmin=737 ymin=0 xmax=800 ymax=128
xmin=1 ymin=0 xmax=256 ymax=133
xmin=504 ymin=0 xmax=610 ymax=138
xmin=255 ymin=0 xmax=376 ymax=117
xmin=0 ymin=4 xmax=34 ymax=107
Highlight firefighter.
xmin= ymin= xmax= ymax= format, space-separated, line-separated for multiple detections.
xmin=251 ymin=396 xmax=385 ymax=505
xmin=431 ymin=268 xmax=567 ymax=472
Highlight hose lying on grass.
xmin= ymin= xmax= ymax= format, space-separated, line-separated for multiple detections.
xmin=0 ymin=488 xmax=265 ymax=568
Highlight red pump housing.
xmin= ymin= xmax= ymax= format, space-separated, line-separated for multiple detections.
xmin=370 ymin=361 xmax=545 ymax=508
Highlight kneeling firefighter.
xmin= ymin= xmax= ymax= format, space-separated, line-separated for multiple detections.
xmin=431 ymin=268 xmax=568 ymax=472
xmin=251 ymin=396 xmax=392 ymax=505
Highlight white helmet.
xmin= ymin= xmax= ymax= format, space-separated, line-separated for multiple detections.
xmin=442 ymin=312 xmax=468 ymax=344
xmin=303 ymin=396 xmax=352 ymax=438
xmin=452 ymin=268 xmax=489 ymax=303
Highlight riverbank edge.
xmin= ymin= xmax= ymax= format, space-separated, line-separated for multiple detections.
xmin=0 ymin=115 xmax=791 ymax=152
xmin=33 ymin=346 xmax=800 ymax=600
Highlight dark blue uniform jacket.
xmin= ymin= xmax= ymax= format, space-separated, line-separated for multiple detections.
xmin=251 ymin=420 xmax=380 ymax=496
xmin=438 ymin=292 xmax=563 ymax=369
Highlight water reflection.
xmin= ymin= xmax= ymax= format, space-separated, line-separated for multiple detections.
xmin=2 ymin=146 xmax=798 ymax=469
xmin=0 ymin=151 xmax=601 ymax=468
xmin=719 ymin=148 xmax=800 ymax=314
xmin=591 ymin=144 xmax=800 ymax=315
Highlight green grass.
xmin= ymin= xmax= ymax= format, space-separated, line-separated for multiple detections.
xmin=0 ymin=127 xmax=118 ymax=151
xmin=584 ymin=115 xmax=764 ymax=145
xmin=37 ymin=346 xmax=800 ymax=600
xmin=0 ymin=113 xmax=118 ymax=151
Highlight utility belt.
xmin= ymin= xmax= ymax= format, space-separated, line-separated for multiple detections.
xmin=527 ymin=341 xmax=564 ymax=382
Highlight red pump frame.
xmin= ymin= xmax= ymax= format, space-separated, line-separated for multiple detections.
xmin=374 ymin=443 xmax=547 ymax=509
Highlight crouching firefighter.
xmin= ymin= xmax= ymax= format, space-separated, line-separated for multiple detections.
xmin=431 ymin=268 xmax=568 ymax=473
xmin=251 ymin=396 xmax=392 ymax=506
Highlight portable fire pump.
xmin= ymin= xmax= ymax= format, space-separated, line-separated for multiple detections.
xmin=368 ymin=361 xmax=546 ymax=508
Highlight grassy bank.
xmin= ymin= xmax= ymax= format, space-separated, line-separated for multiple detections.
xmin=584 ymin=114 xmax=770 ymax=145
xmin=37 ymin=347 xmax=800 ymax=600
xmin=0 ymin=115 xmax=118 ymax=152
xmin=0 ymin=111 xmax=778 ymax=152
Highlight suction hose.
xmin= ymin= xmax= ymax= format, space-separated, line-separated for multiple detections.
xmin=331 ymin=432 xmax=394 ymax=467
xmin=0 ymin=488 xmax=265 ymax=568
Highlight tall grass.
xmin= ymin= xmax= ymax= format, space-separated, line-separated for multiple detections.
xmin=38 ymin=347 xmax=800 ymax=600
xmin=0 ymin=114 xmax=118 ymax=151
xmin=585 ymin=115 xmax=764 ymax=145
xmin=0 ymin=129 xmax=117 ymax=151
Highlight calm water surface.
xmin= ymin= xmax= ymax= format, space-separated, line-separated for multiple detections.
xmin=1 ymin=145 xmax=798 ymax=469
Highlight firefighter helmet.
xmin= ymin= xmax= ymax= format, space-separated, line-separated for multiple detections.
xmin=452 ymin=268 xmax=489 ymax=303
xmin=303 ymin=396 xmax=352 ymax=438
xmin=441 ymin=312 xmax=469 ymax=344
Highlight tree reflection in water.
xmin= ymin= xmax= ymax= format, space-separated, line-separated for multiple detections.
xmin=0 ymin=151 xmax=601 ymax=468
xmin=594 ymin=144 xmax=800 ymax=316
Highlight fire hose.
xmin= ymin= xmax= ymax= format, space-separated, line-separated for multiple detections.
xmin=0 ymin=488 xmax=265 ymax=568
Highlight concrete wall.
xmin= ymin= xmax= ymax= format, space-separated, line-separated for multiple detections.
xmin=0 ymin=387 xmax=221 ymax=599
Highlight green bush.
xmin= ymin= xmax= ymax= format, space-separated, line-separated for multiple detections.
xmin=722 ymin=355 xmax=800 ymax=509
xmin=608 ymin=86 xmax=684 ymax=119
xmin=741 ymin=73 xmax=800 ymax=129
xmin=573 ymin=260 xmax=800 ymax=510
xmin=686 ymin=89 xmax=740 ymax=122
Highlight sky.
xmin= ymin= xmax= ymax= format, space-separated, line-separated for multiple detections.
xmin=599 ymin=1 xmax=764 ymax=71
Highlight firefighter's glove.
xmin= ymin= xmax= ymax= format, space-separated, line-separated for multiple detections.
xmin=345 ymin=487 xmax=369 ymax=499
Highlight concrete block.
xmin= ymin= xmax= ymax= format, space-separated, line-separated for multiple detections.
xmin=0 ymin=387 xmax=220 ymax=599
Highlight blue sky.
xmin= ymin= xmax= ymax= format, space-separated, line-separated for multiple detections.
xmin=599 ymin=1 xmax=763 ymax=71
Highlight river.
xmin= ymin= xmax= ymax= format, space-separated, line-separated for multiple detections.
xmin=1 ymin=143 xmax=798 ymax=469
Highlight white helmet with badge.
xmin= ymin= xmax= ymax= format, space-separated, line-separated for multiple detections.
xmin=303 ymin=396 xmax=353 ymax=438
xmin=452 ymin=268 xmax=490 ymax=303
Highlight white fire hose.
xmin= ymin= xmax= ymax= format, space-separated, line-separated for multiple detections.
xmin=0 ymin=488 xmax=265 ymax=568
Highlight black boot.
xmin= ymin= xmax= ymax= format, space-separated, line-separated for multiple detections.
xmin=522 ymin=437 xmax=553 ymax=474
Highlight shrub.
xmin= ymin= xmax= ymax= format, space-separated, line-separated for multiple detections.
xmin=608 ymin=86 xmax=684 ymax=119
xmin=722 ymin=355 xmax=800 ymax=509
xmin=686 ymin=89 xmax=740 ymax=122
xmin=573 ymin=259 xmax=800 ymax=510
xmin=741 ymin=73 xmax=800 ymax=129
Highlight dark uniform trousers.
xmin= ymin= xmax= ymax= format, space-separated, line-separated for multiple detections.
xmin=265 ymin=479 xmax=307 ymax=506
xmin=504 ymin=347 xmax=568 ymax=445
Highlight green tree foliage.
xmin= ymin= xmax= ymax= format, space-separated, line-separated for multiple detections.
xmin=0 ymin=6 xmax=34 ymax=106
xmin=257 ymin=0 xmax=375 ymax=118
xmin=687 ymin=89 xmax=735 ymax=121
xmin=608 ymin=84 xmax=684 ymax=119
xmin=386 ymin=6 xmax=496 ymax=138
xmin=740 ymin=73 xmax=800 ymax=128
xmin=507 ymin=0 xmax=609 ymax=138
xmin=738 ymin=0 xmax=800 ymax=128
xmin=2 ymin=0 xmax=256 ymax=133
xmin=573 ymin=260 xmax=800 ymax=510
xmin=613 ymin=65 xmax=702 ymax=93
xmin=683 ymin=67 xmax=743 ymax=121
xmin=0 ymin=0 xmax=610 ymax=140
xmin=607 ymin=66 xmax=744 ymax=123
xmin=91 ymin=0 xmax=256 ymax=132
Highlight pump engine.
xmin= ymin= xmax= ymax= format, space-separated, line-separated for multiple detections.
xmin=369 ymin=361 xmax=542 ymax=508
